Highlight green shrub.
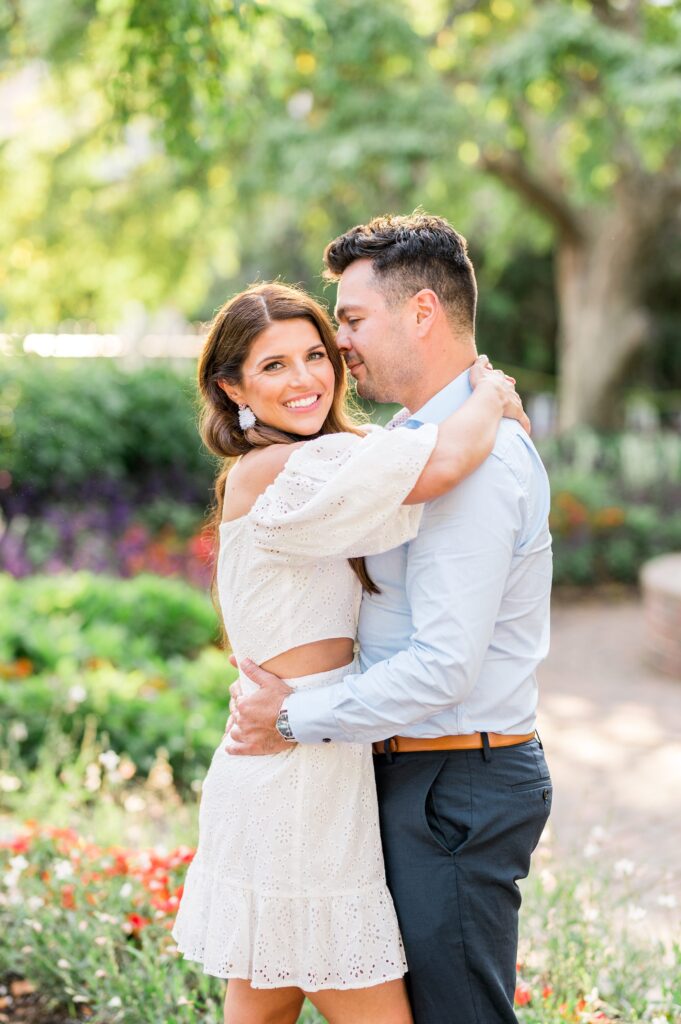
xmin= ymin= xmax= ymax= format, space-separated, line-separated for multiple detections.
xmin=0 ymin=572 xmax=219 ymax=671
xmin=541 ymin=429 xmax=681 ymax=586
xmin=0 ymin=646 xmax=235 ymax=790
xmin=0 ymin=356 xmax=214 ymax=510
xmin=0 ymin=573 xmax=229 ymax=790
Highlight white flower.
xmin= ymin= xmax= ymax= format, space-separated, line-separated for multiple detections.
xmin=27 ymin=896 xmax=44 ymax=911
xmin=99 ymin=750 xmax=120 ymax=773
xmin=78 ymin=920 xmax=88 ymax=932
xmin=108 ymin=996 xmax=122 ymax=1008
xmin=30 ymin=920 xmax=43 ymax=933
xmin=53 ymin=859 xmax=73 ymax=881
xmin=57 ymin=959 xmax=70 ymax=970
xmin=95 ymin=912 xmax=120 ymax=924
xmin=614 ymin=858 xmax=635 ymax=878
xmin=583 ymin=842 xmax=599 ymax=859
xmin=0 ymin=774 xmax=22 ymax=792
xmin=575 ymin=882 xmax=592 ymax=902
xmin=9 ymin=855 xmax=28 ymax=873
xmin=21 ymin=945 xmax=33 ymax=954
xmin=287 ymin=90 xmax=314 ymax=120
xmin=84 ymin=763 xmax=101 ymax=792
xmin=540 ymin=869 xmax=557 ymax=893
xmin=589 ymin=825 xmax=608 ymax=842
xmin=651 ymin=1016 xmax=668 ymax=1024
xmin=67 ymin=684 xmax=87 ymax=704
xmin=95 ymin=936 xmax=108 ymax=946
xmin=95 ymin=969 xmax=107 ymax=979
xmin=119 ymin=882 xmax=133 ymax=899
xmin=657 ymin=893 xmax=677 ymax=908
xmin=584 ymin=905 xmax=599 ymax=922
xmin=123 ymin=794 xmax=146 ymax=814
xmin=8 ymin=721 xmax=28 ymax=742
xmin=72 ymin=995 xmax=89 ymax=1004
xmin=627 ymin=903 xmax=646 ymax=922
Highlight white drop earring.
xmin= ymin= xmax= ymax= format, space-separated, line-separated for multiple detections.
xmin=238 ymin=404 xmax=256 ymax=430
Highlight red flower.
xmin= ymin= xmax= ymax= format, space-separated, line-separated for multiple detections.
xmin=8 ymin=836 xmax=30 ymax=854
xmin=514 ymin=981 xmax=532 ymax=1006
xmin=189 ymin=529 xmax=215 ymax=564
xmin=126 ymin=913 xmax=151 ymax=935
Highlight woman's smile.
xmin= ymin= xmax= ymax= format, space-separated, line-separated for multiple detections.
xmin=283 ymin=392 xmax=323 ymax=411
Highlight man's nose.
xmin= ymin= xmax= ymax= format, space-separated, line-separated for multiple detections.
xmin=335 ymin=327 xmax=351 ymax=352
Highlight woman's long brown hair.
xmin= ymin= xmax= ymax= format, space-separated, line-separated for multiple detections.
xmin=197 ymin=282 xmax=378 ymax=638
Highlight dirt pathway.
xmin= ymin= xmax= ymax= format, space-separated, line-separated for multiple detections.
xmin=538 ymin=595 xmax=681 ymax=932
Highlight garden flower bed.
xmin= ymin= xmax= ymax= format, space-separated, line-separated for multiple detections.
xmin=1 ymin=824 xmax=679 ymax=1024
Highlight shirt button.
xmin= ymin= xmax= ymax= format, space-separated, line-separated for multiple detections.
xmin=322 ymin=738 xmax=331 ymax=744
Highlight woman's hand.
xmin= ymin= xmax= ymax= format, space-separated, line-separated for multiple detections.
xmin=223 ymin=676 xmax=243 ymax=738
xmin=470 ymin=355 xmax=531 ymax=436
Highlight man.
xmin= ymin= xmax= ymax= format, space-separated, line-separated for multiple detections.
xmin=228 ymin=213 xmax=553 ymax=1024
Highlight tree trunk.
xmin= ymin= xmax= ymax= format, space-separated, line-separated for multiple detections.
xmin=555 ymin=194 xmax=654 ymax=432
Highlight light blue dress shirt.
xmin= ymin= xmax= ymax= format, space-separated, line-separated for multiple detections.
xmin=286 ymin=370 xmax=553 ymax=743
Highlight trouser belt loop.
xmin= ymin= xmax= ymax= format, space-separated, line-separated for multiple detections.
xmin=534 ymin=728 xmax=543 ymax=750
xmin=383 ymin=737 xmax=396 ymax=764
xmin=481 ymin=731 xmax=492 ymax=762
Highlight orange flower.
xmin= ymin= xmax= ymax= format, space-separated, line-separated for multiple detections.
xmin=542 ymin=984 xmax=554 ymax=999
xmin=514 ymin=980 xmax=532 ymax=1006
xmin=592 ymin=506 xmax=625 ymax=529
xmin=0 ymin=658 xmax=34 ymax=679
xmin=61 ymin=885 xmax=76 ymax=909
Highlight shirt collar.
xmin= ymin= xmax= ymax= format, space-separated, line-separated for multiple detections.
xmin=409 ymin=369 xmax=473 ymax=426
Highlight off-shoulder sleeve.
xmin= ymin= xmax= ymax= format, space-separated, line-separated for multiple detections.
xmin=248 ymin=423 xmax=438 ymax=560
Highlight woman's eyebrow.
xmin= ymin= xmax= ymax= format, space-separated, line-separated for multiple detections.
xmin=256 ymin=344 xmax=324 ymax=367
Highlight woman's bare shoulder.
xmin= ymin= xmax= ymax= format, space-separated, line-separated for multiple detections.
xmin=222 ymin=443 xmax=305 ymax=523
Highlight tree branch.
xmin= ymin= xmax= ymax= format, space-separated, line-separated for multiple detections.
xmin=480 ymin=150 xmax=585 ymax=243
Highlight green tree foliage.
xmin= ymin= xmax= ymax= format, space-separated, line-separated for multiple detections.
xmin=1 ymin=1 xmax=680 ymax=425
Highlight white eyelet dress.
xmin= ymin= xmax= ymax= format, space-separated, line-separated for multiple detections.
xmin=172 ymin=423 xmax=438 ymax=990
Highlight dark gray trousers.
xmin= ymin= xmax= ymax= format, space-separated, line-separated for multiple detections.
xmin=374 ymin=738 xmax=551 ymax=1024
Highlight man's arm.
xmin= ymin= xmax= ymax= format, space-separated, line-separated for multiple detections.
xmin=285 ymin=453 xmax=526 ymax=744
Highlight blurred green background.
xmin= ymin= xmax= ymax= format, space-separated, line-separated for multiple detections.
xmin=1 ymin=3 xmax=681 ymax=1021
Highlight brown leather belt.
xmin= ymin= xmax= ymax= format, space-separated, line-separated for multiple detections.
xmin=372 ymin=732 xmax=536 ymax=755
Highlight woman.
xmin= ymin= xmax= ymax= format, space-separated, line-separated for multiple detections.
xmin=172 ymin=282 xmax=528 ymax=1024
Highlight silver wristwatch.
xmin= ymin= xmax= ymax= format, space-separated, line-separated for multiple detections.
xmin=275 ymin=701 xmax=296 ymax=742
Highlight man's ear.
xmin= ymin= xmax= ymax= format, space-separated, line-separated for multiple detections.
xmin=218 ymin=379 xmax=242 ymax=406
xmin=414 ymin=289 xmax=439 ymax=333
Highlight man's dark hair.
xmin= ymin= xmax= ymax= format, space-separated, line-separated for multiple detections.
xmin=323 ymin=212 xmax=477 ymax=333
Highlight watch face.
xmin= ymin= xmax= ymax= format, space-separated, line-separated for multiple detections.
xmin=276 ymin=710 xmax=294 ymax=741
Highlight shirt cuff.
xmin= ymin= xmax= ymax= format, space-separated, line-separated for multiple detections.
xmin=285 ymin=681 xmax=347 ymax=744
